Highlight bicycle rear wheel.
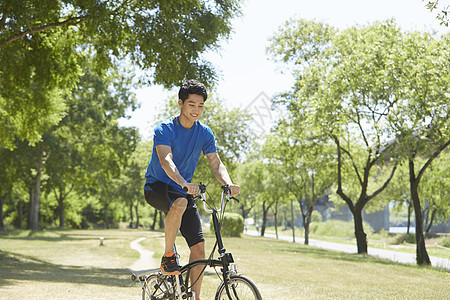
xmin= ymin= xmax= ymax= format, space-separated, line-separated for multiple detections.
xmin=215 ymin=274 xmax=262 ymax=300
xmin=142 ymin=273 xmax=175 ymax=300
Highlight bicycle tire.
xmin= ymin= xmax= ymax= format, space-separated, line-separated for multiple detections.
xmin=142 ymin=273 xmax=175 ymax=300
xmin=215 ymin=274 xmax=262 ymax=300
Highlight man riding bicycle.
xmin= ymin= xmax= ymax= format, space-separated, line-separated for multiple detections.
xmin=144 ymin=79 xmax=239 ymax=300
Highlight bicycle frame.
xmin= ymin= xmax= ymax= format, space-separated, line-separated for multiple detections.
xmin=189 ymin=184 xmax=237 ymax=299
xmin=132 ymin=184 xmax=242 ymax=300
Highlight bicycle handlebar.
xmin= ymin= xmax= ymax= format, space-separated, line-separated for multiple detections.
xmin=182 ymin=183 xmax=238 ymax=214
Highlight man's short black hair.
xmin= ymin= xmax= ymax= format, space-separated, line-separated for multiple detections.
xmin=178 ymin=79 xmax=208 ymax=102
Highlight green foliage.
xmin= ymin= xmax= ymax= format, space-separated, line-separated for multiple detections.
xmin=310 ymin=220 xmax=374 ymax=238
xmin=417 ymin=151 xmax=450 ymax=226
xmin=267 ymin=17 xmax=336 ymax=66
xmin=233 ymin=154 xmax=267 ymax=219
xmin=267 ymin=18 xmax=450 ymax=256
xmin=424 ymin=0 xmax=449 ymax=26
xmin=0 ymin=56 xmax=140 ymax=230
xmin=211 ymin=213 xmax=243 ymax=237
xmin=442 ymin=236 xmax=450 ymax=248
xmin=0 ymin=0 xmax=243 ymax=148
xmin=311 ymin=210 xmax=322 ymax=223
xmin=392 ymin=234 xmax=416 ymax=245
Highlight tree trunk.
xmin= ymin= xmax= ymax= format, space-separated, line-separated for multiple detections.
xmin=304 ymin=217 xmax=310 ymax=245
xmin=407 ymin=201 xmax=412 ymax=234
xmin=27 ymin=188 xmax=33 ymax=229
xmin=58 ymin=195 xmax=64 ymax=228
xmin=151 ymin=208 xmax=157 ymax=230
xmin=135 ymin=204 xmax=140 ymax=228
xmin=274 ymin=201 xmax=279 ymax=239
xmin=56 ymin=184 xmax=73 ymax=228
xmin=239 ymin=205 xmax=250 ymax=220
xmin=29 ymin=148 xmax=43 ymax=231
xmin=425 ymin=209 xmax=437 ymax=236
xmin=409 ymin=160 xmax=431 ymax=266
xmin=0 ymin=196 xmax=4 ymax=230
xmin=304 ymin=206 xmax=313 ymax=246
xmin=104 ymin=203 xmax=110 ymax=229
xmin=353 ymin=208 xmax=368 ymax=254
xmin=261 ymin=201 xmax=271 ymax=237
xmin=129 ymin=203 xmax=134 ymax=228
xmin=290 ymin=199 xmax=295 ymax=243
xmin=17 ymin=199 xmax=23 ymax=229
xmin=158 ymin=211 xmax=164 ymax=229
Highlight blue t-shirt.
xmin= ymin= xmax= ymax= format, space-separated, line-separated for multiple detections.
xmin=144 ymin=116 xmax=217 ymax=193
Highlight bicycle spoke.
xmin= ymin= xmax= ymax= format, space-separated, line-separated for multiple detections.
xmin=216 ymin=275 xmax=261 ymax=300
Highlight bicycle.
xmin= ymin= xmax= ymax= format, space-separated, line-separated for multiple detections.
xmin=131 ymin=183 xmax=262 ymax=300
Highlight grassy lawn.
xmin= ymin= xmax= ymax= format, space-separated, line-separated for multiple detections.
xmin=1 ymin=229 xmax=449 ymax=299
xmin=260 ymin=225 xmax=450 ymax=259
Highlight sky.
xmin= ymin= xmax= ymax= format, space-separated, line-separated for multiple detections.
xmin=119 ymin=0 xmax=449 ymax=139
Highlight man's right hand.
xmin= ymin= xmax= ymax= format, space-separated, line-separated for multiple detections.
xmin=183 ymin=183 xmax=199 ymax=195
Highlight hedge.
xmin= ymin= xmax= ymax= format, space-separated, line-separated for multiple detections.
xmin=211 ymin=213 xmax=244 ymax=237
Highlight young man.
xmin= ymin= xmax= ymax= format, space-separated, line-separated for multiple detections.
xmin=144 ymin=79 xmax=239 ymax=299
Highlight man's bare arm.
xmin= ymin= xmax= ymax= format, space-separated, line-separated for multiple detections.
xmin=206 ymin=152 xmax=240 ymax=196
xmin=156 ymin=145 xmax=198 ymax=194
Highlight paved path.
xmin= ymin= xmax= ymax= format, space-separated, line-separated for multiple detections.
xmin=245 ymin=230 xmax=450 ymax=270
xmin=129 ymin=237 xmax=156 ymax=272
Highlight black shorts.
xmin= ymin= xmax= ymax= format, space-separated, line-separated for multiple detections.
xmin=144 ymin=181 xmax=204 ymax=248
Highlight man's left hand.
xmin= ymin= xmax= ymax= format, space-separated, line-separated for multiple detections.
xmin=228 ymin=184 xmax=240 ymax=197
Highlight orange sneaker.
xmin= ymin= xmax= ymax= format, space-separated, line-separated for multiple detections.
xmin=160 ymin=252 xmax=181 ymax=275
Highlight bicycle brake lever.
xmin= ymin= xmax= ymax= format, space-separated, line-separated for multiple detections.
xmin=230 ymin=196 xmax=240 ymax=203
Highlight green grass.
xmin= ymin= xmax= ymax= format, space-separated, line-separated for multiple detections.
xmin=260 ymin=223 xmax=450 ymax=260
xmin=0 ymin=229 xmax=449 ymax=299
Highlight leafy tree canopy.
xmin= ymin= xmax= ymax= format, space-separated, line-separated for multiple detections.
xmin=424 ymin=0 xmax=450 ymax=26
xmin=0 ymin=0 xmax=242 ymax=148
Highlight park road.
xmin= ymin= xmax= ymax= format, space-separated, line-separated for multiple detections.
xmin=245 ymin=230 xmax=450 ymax=270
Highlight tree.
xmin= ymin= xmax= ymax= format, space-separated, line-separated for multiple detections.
xmin=0 ymin=0 xmax=242 ymax=148
xmin=420 ymin=152 xmax=450 ymax=234
xmin=388 ymin=30 xmax=450 ymax=265
xmin=424 ymin=0 xmax=450 ymax=26
xmin=235 ymin=156 xmax=268 ymax=234
xmin=384 ymin=164 xmax=414 ymax=233
xmin=117 ymin=139 xmax=153 ymax=229
xmin=0 ymin=147 xmax=17 ymax=229
xmin=264 ymin=120 xmax=335 ymax=245
xmin=268 ymin=19 xmax=403 ymax=254
xmin=269 ymin=19 xmax=450 ymax=264
xmin=1 ymin=58 xmax=139 ymax=230
xmin=42 ymin=59 xmax=138 ymax=228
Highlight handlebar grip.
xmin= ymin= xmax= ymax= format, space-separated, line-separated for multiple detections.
xmin=221 ymin=185 xmax=230 ymax=194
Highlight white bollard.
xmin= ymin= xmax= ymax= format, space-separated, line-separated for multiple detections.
xmin=99 ymin=237 xmax=104 ymax=246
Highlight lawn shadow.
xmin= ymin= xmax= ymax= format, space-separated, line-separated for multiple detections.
xmin=0 ymin=230 xmax=102 ymax=242
xmin=0 ymin=250 xmax=134 ymax=288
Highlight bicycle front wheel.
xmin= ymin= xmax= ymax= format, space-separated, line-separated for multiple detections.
xmin=142 ymin=273 xmax=175 ymax=300
xmin=215 ymin=274 xmax=262 ymax=300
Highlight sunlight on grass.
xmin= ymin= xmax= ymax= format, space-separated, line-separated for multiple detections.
xmin=0 ymin=229 xmax=448 ymax=299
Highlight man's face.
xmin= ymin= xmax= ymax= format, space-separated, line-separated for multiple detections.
xmin=178 ymin=94 xmax=205 ymax=124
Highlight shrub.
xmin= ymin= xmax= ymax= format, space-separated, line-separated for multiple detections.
xmin=441 ymin=236 xmax=450 ymax=248
xmin=392 ymin=233 xmax=416 ymax=245
xmin=309 ymin=219 xmax=374 ymax=238
xmin=211 ymin=213 xmax=243 ymax=237
xmin=311 ymin=211 xmax=322 ymax=223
